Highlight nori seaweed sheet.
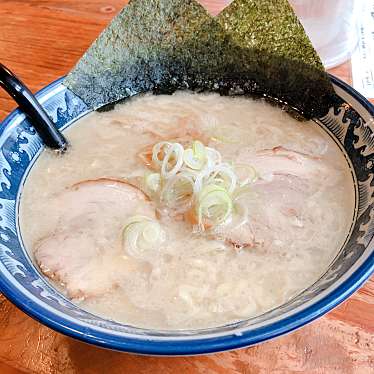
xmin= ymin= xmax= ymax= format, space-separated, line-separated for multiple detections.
xmin=64 ymin=0 xmax=337 ymax=119
xmin=64 ymin=0 xmax=229 ymax=109
xmin=216 ymin=0 xmax=337 ymax=118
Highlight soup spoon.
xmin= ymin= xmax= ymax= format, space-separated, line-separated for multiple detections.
xmin=0 ymin=63 xmax=67 ymax=151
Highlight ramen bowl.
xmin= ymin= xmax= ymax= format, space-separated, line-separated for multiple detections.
xmin=0 ymin=75 xmax=373 ymax=355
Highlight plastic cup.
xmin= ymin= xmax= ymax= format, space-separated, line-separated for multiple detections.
xmin=289 ymin=0 xmax=360 ymax=68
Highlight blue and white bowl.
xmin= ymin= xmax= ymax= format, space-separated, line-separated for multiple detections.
xmin=0 ymin=75 xmax=373 ymax=355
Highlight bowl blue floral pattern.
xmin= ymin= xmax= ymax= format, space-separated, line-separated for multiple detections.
xmin=0 ymin=76 xmax=373 ymax=355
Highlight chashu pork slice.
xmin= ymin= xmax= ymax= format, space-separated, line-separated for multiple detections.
xmin=221 ymin=147 xmax=335 ymax=249
xmin=34 ymin=178 xmax=155 ymax=299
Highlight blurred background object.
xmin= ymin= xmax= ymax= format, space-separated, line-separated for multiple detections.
xmin=351 ymin=1 xmax=374 ymax=98
xmin=289 ymin=0 xmax=360 ymax=69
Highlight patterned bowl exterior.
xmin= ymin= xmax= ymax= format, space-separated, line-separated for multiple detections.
xmin=0 ymin=76 xmax=373 ymax=355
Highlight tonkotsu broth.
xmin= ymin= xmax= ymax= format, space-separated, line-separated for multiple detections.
xmin=20 ymin=92 xmax=354 ymax=329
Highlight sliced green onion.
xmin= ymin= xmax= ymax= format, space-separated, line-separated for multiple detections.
xmin=193 ymin=140 xmax=205 ymax=156
xmin=197 ymin=184 xmax=233 ymax=226
xmin=234 ymin=164 xmax=258 ymax=186
xmin=183 ymin=140 xmax=207 ymax=170
xmin=122 ymin=216 xmax=165 ymax=259
xmin=194 ymin=164 xmax=237 ymax=195
xmin=161 ymin=173 xmax=195 ymax=209
xmin=161 ymin=143 xmax=184 ymax=179
xmin=205 ymin=147 xmax=222 ymax=167
xmin=152 ymin=142 xmax=171 ymax=169
xmin=144 ymin=172 xmax=161 ymax=194
xmin=143 ymin=139 xmax=250 ymax=231
xmin=123 ymin=215 xmax=150 ymax=227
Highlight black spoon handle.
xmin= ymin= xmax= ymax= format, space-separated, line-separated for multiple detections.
xmin=0 ymin=63 xmax=67 ymax=151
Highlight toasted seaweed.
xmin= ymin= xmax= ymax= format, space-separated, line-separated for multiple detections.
xmin=216 ymin=0 xmax=337 ymax=118
xmin=64 ymin=0 xmax=336 ymax=119
xmin=219 ymin=0 xmax=323 ymax=68
xmin=64 ymin=0 xmax=230 ymax=109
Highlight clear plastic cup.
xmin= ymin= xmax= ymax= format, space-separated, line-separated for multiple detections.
xmin=289 ymin=0 xmax=360 ymax=69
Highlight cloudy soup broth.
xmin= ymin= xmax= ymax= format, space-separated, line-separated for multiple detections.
xmin=20 ymin=92 xmax=354 ymax=329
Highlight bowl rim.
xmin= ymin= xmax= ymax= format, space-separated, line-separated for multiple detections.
xmin=0 ymin=75 xmax=373 ymax=355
